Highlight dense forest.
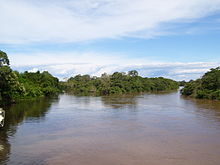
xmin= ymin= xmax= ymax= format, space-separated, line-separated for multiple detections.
xmin=0 ymin=51 xmax=61 ymax=104
xmin=4 ymin=49 xmax=220 ymax=103
xmin=63 ymin=71 xmax=179 ymax=95
xmin=181 ymin=67 xmax=220 ymax=100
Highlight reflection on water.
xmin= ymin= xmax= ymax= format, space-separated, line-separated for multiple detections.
xmin=101 ymin=95 xmax=138 ymax=109
xmin=181 ymin=96 xmax=220 ymax=125
xmin=0 ymin=91 xmax=220 ymax=165
xmin=0 ymin=97 xmax=57 ymax=164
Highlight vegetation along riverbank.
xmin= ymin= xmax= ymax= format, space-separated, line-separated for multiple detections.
xmin=1 ymin=50 xmax=220 ymax=104
xmin=63 ymin=71 xmax=179 ymax=95
xmin=181 ymin=67 xmax=220 ymax=100
xmin=0 ymin=51 xmax=62 ymax=105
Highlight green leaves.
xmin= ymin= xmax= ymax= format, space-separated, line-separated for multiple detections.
xmin=181 ymin=67 xmax=220 ymax=100
xmin=0 ymin=50 xmax=61 ymax=104
xmin=64 ymin=71 xmax=179 ymax=96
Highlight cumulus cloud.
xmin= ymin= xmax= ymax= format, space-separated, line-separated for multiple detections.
xmin=1 ymin=0 xmax=220 ymax=43
xmin=10 ymin=51 xmax=220 ymax=81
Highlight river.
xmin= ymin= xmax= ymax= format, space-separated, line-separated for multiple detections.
xmin=0 ymin=90 xmax=220 ymax=165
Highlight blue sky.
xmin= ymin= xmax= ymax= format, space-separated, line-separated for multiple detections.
xmin=1 ymin=0 xmax=220 ymax=80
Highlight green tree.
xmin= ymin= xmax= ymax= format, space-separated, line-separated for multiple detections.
xmin=0 ymin=51 xmax=10 ymax=66
xmin=128 ymin=70 xmax=138 ymax=77
xmin=0 ymin=51 xmax=25 ymax=103
xmin=181 ymin=67 xmax=220 ymax=100
xmin=0 ymin=51 xmax=61 ymax=104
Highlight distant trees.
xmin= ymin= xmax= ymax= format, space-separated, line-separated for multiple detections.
xmin=178 ymin=80 xmax=187 ymax=86
xmin=64 ymin=71 xmax=179 ymax=96
xmin=181 ymin=67 xmax=220 ymax=100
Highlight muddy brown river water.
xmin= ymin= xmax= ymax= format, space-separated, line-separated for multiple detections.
xmin=0 ymin=90 xmax=220 ymax=165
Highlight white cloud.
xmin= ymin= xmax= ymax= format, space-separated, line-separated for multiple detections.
xmin=172 ymin=68 xmax=209 ymax=74
xmin=1 ymin=0 xmax=220 ymax=43
xmin=3 ymin=0 xmax=220 ymax=80
xmin=9 ymin=51 xmax=135 ymax=66
xmin=10 ymin=51 xmax=220 ymax=81
xmin=28 ymin=68 xmax=40 ymax=73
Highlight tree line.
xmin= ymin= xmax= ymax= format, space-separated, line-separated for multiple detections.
xmin=181 ymin=67 xmax=220 ymax=100
xmin=63 ymin=71 xmax=179 ymax=95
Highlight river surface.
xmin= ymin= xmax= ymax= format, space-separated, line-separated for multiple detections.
xmin=1 ymin=90 xmax=220 ymax=165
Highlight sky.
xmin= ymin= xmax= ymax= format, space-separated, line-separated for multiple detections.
xmin=1 ymin=0 xmax=220 ymax=81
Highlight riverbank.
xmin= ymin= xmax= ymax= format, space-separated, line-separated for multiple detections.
xmin=181 ymin=67 xmax=220 ymax=100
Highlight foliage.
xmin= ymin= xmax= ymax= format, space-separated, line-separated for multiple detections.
xmin=64 ymin=71 xmax=179 ymax=96
xmin=0 ymin=52 xmax=25 ymax=102
xmin=181 ymin=67 xmax=220 ymax=100
xmin=17 ymin=71 xmax=61 ymax=97
xmin=178 ymin=80 xmax=187 ymax=86
xmin=0 ymin=51 xmax=10 ymax=66
xmin=0 ymin=51 xmax=61 ymax=104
